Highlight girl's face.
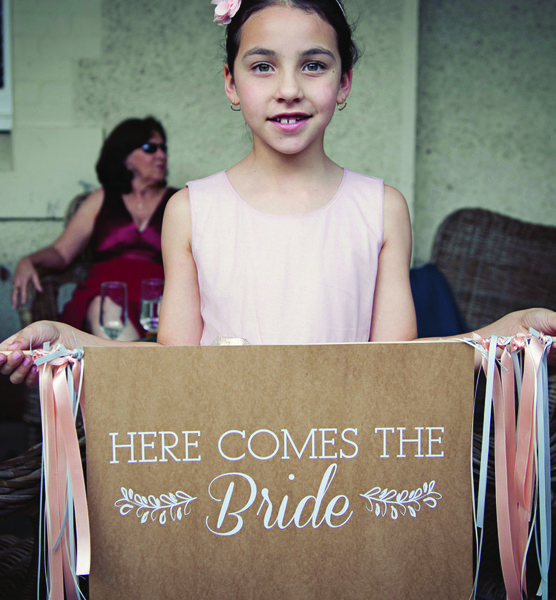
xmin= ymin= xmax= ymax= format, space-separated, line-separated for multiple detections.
xmin=224 ymin=5 xmax=352 ymax=159
xmin=124 ymin=131 xmax=167 ymax=184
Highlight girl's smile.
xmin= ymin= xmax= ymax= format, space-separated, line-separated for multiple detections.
xmin=268 ymin=112 xmax=311 ymax=132
xmin=224 ymin=5 xmax=352 ymax=159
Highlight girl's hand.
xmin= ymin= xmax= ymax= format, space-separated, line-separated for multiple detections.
xmin=11 ymin=257 xmax=43 ymax=308
xmin=474 ymin=308 xmax=556 ymax=366
xmin=0 ymin=320 xmax=147 ymax=386
xmin=0 ymin=321 xmax=65 ymax=385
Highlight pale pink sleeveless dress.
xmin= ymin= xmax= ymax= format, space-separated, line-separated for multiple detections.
xmin=187 ymin=169 xmax=384 ymax=345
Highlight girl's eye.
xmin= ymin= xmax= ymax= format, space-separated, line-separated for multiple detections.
xmin=304 ymin=62 xmax=326 ymax=72
xmin=253 ymin=63 xmax=273 ymax=73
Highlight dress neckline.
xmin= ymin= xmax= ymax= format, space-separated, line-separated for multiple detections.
xmin=220 ymin=169 xmax=348 ymax=218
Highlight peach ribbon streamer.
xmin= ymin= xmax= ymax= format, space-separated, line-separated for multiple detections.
xmin=471 ymin=331 xmax=552 ymax=600
xmin=34 ymin=344 xmax=89 ymax=600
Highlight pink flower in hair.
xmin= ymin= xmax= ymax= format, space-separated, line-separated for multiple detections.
xmin=211 ymin=0 xmax=242 ymax=25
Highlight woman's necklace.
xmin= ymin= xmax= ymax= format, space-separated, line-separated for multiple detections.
xmin=126 ymin=188 xmax=163 ymax=230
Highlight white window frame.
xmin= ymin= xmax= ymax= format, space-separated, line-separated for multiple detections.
xmin=0 ymin=0 xmax=13 ymax=131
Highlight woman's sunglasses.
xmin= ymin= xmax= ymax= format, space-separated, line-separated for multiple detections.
xmin=140 ymin=142 xmax=167 ymax=154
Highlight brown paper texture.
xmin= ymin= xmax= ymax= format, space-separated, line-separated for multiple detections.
xmin=84 ymin=341 xmax=474 ymax=599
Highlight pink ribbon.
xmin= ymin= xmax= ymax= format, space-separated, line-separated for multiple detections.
xmin=34 ymin=345 xmax=89 ymax=600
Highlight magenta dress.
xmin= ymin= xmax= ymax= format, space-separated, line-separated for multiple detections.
xmin=60 ymin=187 xmax=177 ymax=336
xmin=188 ymin=170 xmax=384 ymax=345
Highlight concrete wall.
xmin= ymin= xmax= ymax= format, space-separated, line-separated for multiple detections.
xmin=413 ymin=0 xmax=556 ymax=262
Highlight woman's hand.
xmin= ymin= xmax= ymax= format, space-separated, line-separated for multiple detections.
xmin=11 ymin=257 xmax=42 ymax=308
xmin=10 ymin=189 xmax=104 ymax=311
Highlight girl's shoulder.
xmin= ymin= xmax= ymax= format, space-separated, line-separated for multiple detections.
xmin=344 ymin=170 xmax=406 ymax=213
xmin=344 ymin=168 xmax=384 ymax=184
xmin=382 ymin=184 xmax=411 ymax=243
xmin=383 ymin=183 xmax=407 ymax=204
xmin=383 ymin=184 xmax=409 ymax=214
xmin=339 ymin=169 xmax=385 ymax=203
xmin=165 ymin=186 xmax=191 ymax=214
xmin=161 ymin=187 xmax=193 ymax=248
xmin=185 ymin=171 xmax=228 ymax=193
xmin=183 ymin=171 xmax=233 ymax=214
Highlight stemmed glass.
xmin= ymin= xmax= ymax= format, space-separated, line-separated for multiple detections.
xmin=99 ymin=281 xmax=128 ymax=340
xmin=140 ymin=278 xmax=164 ymax=336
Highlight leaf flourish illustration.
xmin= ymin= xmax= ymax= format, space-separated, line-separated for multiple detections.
xmin=115 ymin=487 xmax=197 ymax=525
xmin=360 ymin=481 xmax=442 ymax=520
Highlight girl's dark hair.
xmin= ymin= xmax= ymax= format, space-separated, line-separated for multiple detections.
xmin=95 ymin=116 xmax=167 ymax=194
xmin=225 ymin=0 xmax=359 ymax=77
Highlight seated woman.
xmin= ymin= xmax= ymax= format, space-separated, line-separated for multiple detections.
xmin=11 ymin=116 xmax=178 ymax=340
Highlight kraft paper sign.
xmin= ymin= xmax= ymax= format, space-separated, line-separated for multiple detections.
xmin=83 ymin=341 xmax=474 ymax=599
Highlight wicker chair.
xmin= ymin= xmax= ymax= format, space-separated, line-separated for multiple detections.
xmin=0 ymin=443 xmax=42 ymax=599
xmin=430 ymin=208 xmax=556 ymax=331
xmin=0 ymin=434 xmax=86 ymax=599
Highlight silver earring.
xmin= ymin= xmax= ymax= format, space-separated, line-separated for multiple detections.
xmin=230 ymin=103 xmax=241 ymax=112
xmin=337 ymin=101 xmax=347 ymax=111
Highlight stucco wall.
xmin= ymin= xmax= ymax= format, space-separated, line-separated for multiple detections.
xmin=0 ymin=0 xmax=102 ymax=217
xmin=0 ymin=0 xmax=415 ymax=216
xmin=413 ymin=0 xmax=556 ymax=263
xmin=73 ymin=0 xmax=415 ymax=195
xmin=0 ymin=0 xmax=417 ymax=340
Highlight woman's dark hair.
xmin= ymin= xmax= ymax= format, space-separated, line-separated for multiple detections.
xmin=225 ymin=0 xmax=359 ymax=77
xmin=95 ymin=116 xmax=167 ymax=194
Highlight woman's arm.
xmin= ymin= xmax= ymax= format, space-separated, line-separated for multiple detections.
xmin=0 ymin=187 xmax=201 ymax=385
xmin=12 ymin=189 xmax=104 ymax=307
xmin=157 ymin=188 xmax=204 ymax=345
xmin=369 ymin=185 xmax=417 ymax=342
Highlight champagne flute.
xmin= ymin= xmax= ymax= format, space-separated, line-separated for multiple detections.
xmin=100 ymin=281 xmax=128 ymax=340
xmin=140 ymin=278 xmax=164 ymax=335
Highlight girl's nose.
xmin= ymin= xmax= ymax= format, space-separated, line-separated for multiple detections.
xmin=275 ymin=70 xmax=303 ymax=103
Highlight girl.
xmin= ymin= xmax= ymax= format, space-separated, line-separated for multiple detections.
xmin=158 ymin=0 xmax=417 ymax=346
xmin=1 ymin=0 xmax=555 ymax=383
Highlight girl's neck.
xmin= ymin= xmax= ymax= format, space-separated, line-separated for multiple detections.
xmin=227 ymin=151 xmax=344 ymax=215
